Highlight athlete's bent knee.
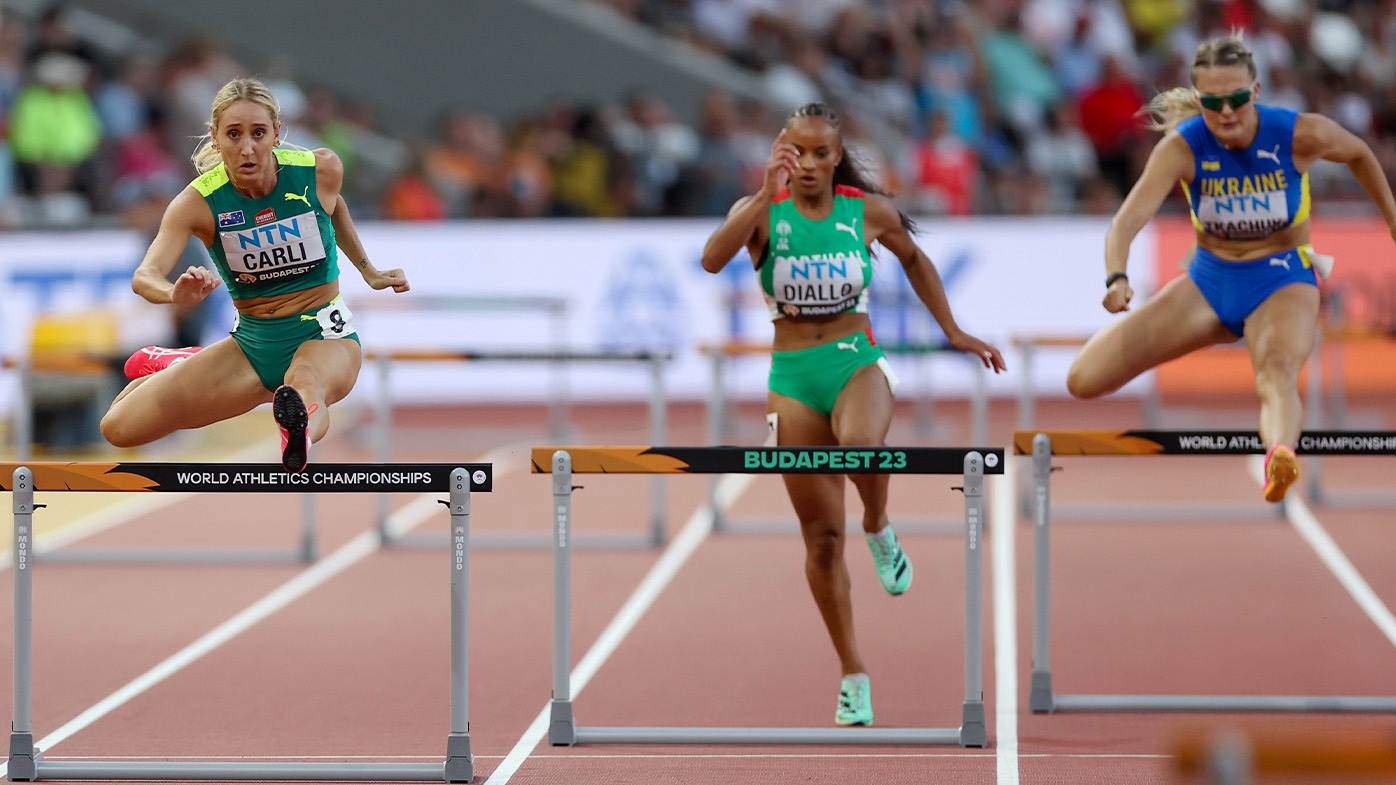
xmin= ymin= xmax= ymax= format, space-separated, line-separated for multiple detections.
xmin=99 ymin=412 xmax=143 ymax=448
xmin=1066 ymin=363 xmax=1107 ymax=400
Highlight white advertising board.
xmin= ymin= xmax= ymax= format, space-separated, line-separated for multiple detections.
xmin=0 ymin=218 xmax=1156 ymax=410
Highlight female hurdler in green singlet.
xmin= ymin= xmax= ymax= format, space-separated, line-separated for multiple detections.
xmin=701 ymin=102 xmax=1005 ymax=727
xmin=100 ymin=78 xmax=409 ymax=471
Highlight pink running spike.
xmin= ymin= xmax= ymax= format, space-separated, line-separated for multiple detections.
xmin=123 ymin=346 xmax=203 ymax=380
xmin=274 ymin=385 xmax=310 ymax=473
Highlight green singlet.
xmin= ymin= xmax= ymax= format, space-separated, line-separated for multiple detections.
xmin=757 ymin=185 xmax=894 ymax=417
xmin=758 ymin=185 xmax=872 ymax=320
xmin=190 ymin=148 xmax=339 ymax=299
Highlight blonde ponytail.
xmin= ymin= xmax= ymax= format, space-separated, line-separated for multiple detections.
xmin=1143 ymin=87 xmax=1203 ymax=133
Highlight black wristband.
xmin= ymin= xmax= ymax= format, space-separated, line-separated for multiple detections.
xmin=1105 ymin=272 xmax=1129 ymax=288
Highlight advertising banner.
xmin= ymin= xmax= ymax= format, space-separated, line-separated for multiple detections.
xmin=0 ymin=218 xmax=1156 ymax=410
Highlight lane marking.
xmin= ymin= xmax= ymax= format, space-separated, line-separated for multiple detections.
xmin=992 ymin=469 xmax=1019 ymax=784
xmin=484 ymin=472 xmax=753 ymax=785
xmin=1 ymin=447 xmax=521 ymax=779
xmin=1248 ymin=456 xmax=1396 ymax=649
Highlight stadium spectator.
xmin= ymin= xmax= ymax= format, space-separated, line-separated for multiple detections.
xmin=3 ymin=2 xmax=1396 ymax=225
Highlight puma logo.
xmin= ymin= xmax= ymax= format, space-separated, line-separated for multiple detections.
xmin=284 ymin=186 xmax=311 ymax=207
xmin=835 ymin=218 xmax=859 ymax=241
xmin=837 ymin=340 xmax=859 ymax=353
xmin=1256 ymin=145 xmax=1281 ymax=165
xmin=1269 ymin=253 xmax=1292 ymax=270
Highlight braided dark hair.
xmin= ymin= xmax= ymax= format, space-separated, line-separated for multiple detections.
xmin=788 ymin=102 xmax=916 ymax=233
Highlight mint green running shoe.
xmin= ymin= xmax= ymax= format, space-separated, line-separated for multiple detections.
xmin=866 ymin=527 xmax=912 ymax=595
xmin=835 ymin=674 xmax=873 ymax=726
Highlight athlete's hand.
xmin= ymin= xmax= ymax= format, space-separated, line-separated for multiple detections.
xmin=367 ymin=267 xmax=410 ymax=293
xmin=760 ymin=129 xmax=798 ymax=199
xmin=1103 ymin=278 xmax=1133 ymax=313
xmin=948 ymin=330 xmax=1007 ymax=373
xmin=170 ymin=266 xmax=221 ymax=305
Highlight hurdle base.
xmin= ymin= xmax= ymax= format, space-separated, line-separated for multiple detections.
xmin=1050 ymin=694 xmax=1396 ymax=713
xmin=1045 ymin=501 xmax=1282 ymax=522
xmin=549 ymin=699 xmax=577 ymax=746
xmin=34 ymin=547 xmax=314 ymax=564
xmin=1309 ymin=487 xmax=1396 ymax=509
xmin=32 ymin=761 xmax=447 ymax=781
xmin=1029 ymin=670 xmax=1055 ymax=713
xmin=572 ymin=726 xmax=963 ymax=745
xmin=9 ymin=732 xmax=36 ymax=781
xmin=959 ymin=700 xmax=986 ymax=747
xmin=712 ymin=515 xmax=966 ymax=537
xmin=444 ymin=732 xmax=473 ymax=783
xmin=382 ymin=530 xmax=656 ymax=550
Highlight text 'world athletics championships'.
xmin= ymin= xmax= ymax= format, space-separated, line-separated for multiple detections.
xmin=176 ymin=470 xmax=437 ymax=486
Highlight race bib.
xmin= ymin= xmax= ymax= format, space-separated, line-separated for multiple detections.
xmin=1196 ymin=191 xmax=1290 ymax=241
xmin=314 ymin=297 xmax=356 ymax=339
xmin=769 ymin=252 xmax=867 ymax=318
xmin=219 ymin=211 xmax=326 ymax=284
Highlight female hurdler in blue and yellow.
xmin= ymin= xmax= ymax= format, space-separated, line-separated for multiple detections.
xmin=701 ymin=102 xmax=1005 ymax=728
xmin=1068 ymin=34 xmax=1396 ymax=503
xmin=100 ymin=78 xmax=409 ymax=471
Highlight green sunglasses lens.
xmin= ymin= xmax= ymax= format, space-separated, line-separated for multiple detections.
xmin=1199 ymin=88 xmax=1251 ymax=111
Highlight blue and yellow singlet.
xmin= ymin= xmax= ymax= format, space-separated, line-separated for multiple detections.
xmin=1178 ymin=104 xmax=1310 ymax=241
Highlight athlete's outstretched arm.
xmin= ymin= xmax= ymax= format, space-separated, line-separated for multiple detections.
xmin=701 ymin=129 xmax=797 ymax=272
xmin=316 ymin=148 xmax=409 ymax=293
xmin=866 ymin=196 xmax=1006 ymax=372
xmin=1102 ymin=132 xmax=1193 ymax=312
xmin=1295 ymin=113 xmax=1396 ymax=239
xmin=131 ymin=188 xmax=221 ymax=306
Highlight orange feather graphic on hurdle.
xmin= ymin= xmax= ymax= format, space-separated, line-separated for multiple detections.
xmin=0 ymin=463 xmax=161 ymax=491
xmin=531 ymin=447 xmax=692 ymax=474
xmin=1013 ymin=431 xmax=1167 ymax=455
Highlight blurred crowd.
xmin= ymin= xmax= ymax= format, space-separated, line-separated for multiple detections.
xmin=603 ymin=0 xmax=1396 ymax=217
xmin=2 ymin=0 xmax=1396 ymax=229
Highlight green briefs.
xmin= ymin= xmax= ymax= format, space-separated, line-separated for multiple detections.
xmin=768 ymin=330 xmax=898 ymax=417
xmin=231 ymin=294 xmax=360 ymax=391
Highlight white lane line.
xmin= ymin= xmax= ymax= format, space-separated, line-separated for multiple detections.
xmin=992 ymin=468 xmax=1019 ymax=785
xmin=2 ymin=447 xmax=520 ymax=780
xmin=1248 ymin=456 xmax=1396 ymax=649
xmin=484 ymin=472 xmax=753 ymax=785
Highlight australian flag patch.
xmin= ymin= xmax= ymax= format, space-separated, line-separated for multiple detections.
xmin=217 ymin=210 xmax=245 ymax=228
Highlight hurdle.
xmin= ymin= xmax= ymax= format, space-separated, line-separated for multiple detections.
xmin=702 ymin=342 xmax=988 ymax=536
xmin=368 ymin=348 xmax=671 ymax=548
xmin=354 ymin=294 xmax=570 ymax=434
xmin=1012 ymin=334 xmax=1161 ymax=432
xmin=4 ymin=460 xmax=490 ymax=782
xmin=1303 ymin=327 xmax=1396 ymax=507
xmin=2 ymin=354 xmax=114 ymax=462
xmin=1018 ymin=429 xmax=1396 ymax=714
xmin=2 ymin=355 xmax=324 ymax=565
xmin=533 ymin=444 xmax=1001 ymax=746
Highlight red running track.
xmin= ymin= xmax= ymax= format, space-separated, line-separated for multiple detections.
xmin=0 ymin=397 xmax=1393 ymax=784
